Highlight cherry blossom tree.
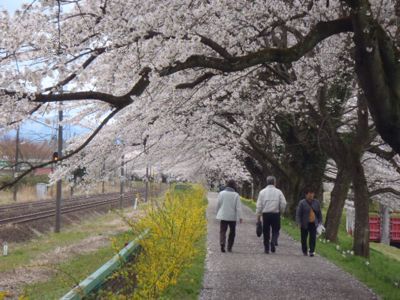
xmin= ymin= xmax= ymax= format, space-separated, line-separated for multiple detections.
xmin=1 ymin=0 xmax=400 ymax=257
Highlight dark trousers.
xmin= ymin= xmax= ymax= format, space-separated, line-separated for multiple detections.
xmin=220 ymin=220 xmax=236 ymax=249
xmin=301 ymin=222 xmax=317 ymax=254
xmin=262 ymin=213 xmax=280 ymax=250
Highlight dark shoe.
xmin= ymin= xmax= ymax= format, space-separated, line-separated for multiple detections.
xmin=303 ymin=252 xmax=308 ymax=256
xmin=264 ymin=247 xmax=269 ymax=254
xmin=227 ymin=248 xmax=232 ymax=253
xmin=221 ymin=245 xmax=226 ymax=253
xmin=271 ymin=243 xmax=276 ymax=253
xmin=309 ymin=252 xmax=315 ymax=257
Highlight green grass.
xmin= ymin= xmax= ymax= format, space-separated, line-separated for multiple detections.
xmin=161 ymin=236 xmax=207 ymax=299
xmin=241 ymin=197 xmax=256 ymax=211
xmin=0 ymin=210 xmax=133 ymax=273
xmin=21 ymin=231 xmax=136 ymax=299
xmin=22 ymin=246 xmax=114 ymax=299
xmin=241 ymin=198 xmax=400 ymax=300
xmin=370 ymin=243 xmax=400 ymax=262
xmin=1 ymin=231 xmax=87 ymax=273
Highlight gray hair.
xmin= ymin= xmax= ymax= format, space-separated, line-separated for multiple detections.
xmin=266 ymin=176 xmax=276 ymax=185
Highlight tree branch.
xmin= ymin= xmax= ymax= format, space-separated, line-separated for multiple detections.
xmin=198 ymin=35 xmax=232 ymax=59
xmin=44 ymin=47 xmax=106 ymax=92
xmin=160 ymin=17 xmax=353 ymax=76
xmin=211 ymin=118 xmax=236 ymax=135
xmin=368 ymin=146 xmax=396 ymax=160
xmin=246 ymin=135 xmax=291 ymax=180
xmin=0 ymin=108 xmax=121 ymax=190
xmin=176 ymin=72 xmax=215 ymax=89
xmin=369 ymin=187 xmax=400 ymax=197
xmin=126 ymin=67 xmax=152 ymax=97
xmin=2 ymin=67 xmax=151 ymax=109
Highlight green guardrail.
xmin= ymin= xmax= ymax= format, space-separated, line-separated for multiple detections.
xmin=174 ymin=183 xmax=192 ymax=191
xmin=61 ymin=229 xmax=149 ymax=300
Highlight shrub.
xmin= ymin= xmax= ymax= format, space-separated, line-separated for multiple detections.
xmin=0 ymin=174 xmax=49 ymax=189
xmin=0 ymin=175 xmax=13 ymax=189
xmin=24 ymin=174 xmax=49 ymax=185
xmin=125 ymin=184 xmax=207 ymax=299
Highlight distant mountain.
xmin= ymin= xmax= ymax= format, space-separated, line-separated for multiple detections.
xmin=5 ymin=120 xmax=90 ymax=141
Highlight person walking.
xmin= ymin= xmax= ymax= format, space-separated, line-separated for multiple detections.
xmin=296 ymin=186 xmax=323 ymax=257
xmin=216 ymin=180 xmax=243 ymax=253
xmin=256 ymin=176 xmax=287 ymax=254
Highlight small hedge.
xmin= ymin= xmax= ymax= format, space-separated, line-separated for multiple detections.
xmin=0 ymin=174 xmax=49 ymax=189
xmin=100 ymin=184 xmax=207 ymax=299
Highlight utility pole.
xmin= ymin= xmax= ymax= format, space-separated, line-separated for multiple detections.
xmin=102 ymin=161 xmax=106 ymax=194
xmin=13 ymin=126 xmax=20 ymax=201
xmin=143 ymin=135 xmax=149 ymax=203
xmin=119 ymin=155 xmax=124 ymax=209
xmin=145 ymin=164 xmax=149 ymax=202
xmin=55 ymin=104 xmax=63 ymax=233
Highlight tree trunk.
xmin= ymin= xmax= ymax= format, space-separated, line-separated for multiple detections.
xmin=281 ymin=175 xmax=302 ymax=218
xmin=240 ymin=181 xmax=252 ymax=199
xmin=352 ymin=159 xmax=370 ymax=257
xmin=325 ymin=165 xmax=352 ymax=242
xmin=380 ymin=204 xmax=390 ymax=245
xmin=287 ymin=161 xmax=326 ymax=218
xmin=243 ymin=156 xmax=267 ymax=199
xmin=352 ymin=9 xmax=400 ymax=154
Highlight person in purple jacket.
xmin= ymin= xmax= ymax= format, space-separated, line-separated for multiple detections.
xmin=296 ymin=186 xmax=323 ymax=257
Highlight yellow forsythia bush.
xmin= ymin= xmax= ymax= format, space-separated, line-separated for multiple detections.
xmin=131 ymin=184 xmax=207 ymax=299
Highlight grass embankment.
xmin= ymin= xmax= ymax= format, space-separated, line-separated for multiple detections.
xmin=1 ymin=210 xmax=134 ymax=273
xmin=22 ymin=234 xmax=132 ymax=300
xmin=0 ymin=208 xmax=138 ymax=300
xmin=24 ymin=231 xmax=138 ymax=300
xmin=370 ymin=243 xmax=400 ymax=262
xmin=241 ymin=198 xmax=400 ymax=300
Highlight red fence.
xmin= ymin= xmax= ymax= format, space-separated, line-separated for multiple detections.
xmin=367 ymin=216 xmax=400 ymax=242
xmin=369 ymin=216 xmax=381 ymax=241
xmin=390 ymin=218 xmax=400 ymax=242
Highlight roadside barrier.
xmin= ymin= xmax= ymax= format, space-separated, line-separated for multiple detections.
xmin=61 ymin=229 xmax=149 ymax=300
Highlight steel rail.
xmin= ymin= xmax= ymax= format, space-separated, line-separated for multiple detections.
xmin=0 ymin=193 xmax=121 ymax=212
xmin=0 ymin=195 xmax=134 ymax=225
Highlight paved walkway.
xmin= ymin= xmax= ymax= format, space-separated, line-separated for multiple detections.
xmin=200 ymin=192 xmax=378 ymax=300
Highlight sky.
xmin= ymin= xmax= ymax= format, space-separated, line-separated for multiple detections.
xmin=0 ymin=0 xmax=27 ymax=13
xmin=1 ymin=0 xmax=90 ymax=141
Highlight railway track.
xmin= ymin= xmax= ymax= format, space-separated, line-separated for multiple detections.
xmin=0 ymin=193 xmax=136 ymax=226
xmin=0 ymin=192 xmax=121 ymax=214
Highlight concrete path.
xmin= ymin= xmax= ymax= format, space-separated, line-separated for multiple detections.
xmin=200 ymin=192 xmax=378 ymax=300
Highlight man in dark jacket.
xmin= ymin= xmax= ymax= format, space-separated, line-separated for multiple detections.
xmin=296 ymin=187 xmax=323 ymax=257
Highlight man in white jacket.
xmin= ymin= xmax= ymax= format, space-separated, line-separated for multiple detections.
xmin=216 ymin=180 xmax=243 ymax=253
xmin=256 ymin=176 xmax=287 ymax=254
